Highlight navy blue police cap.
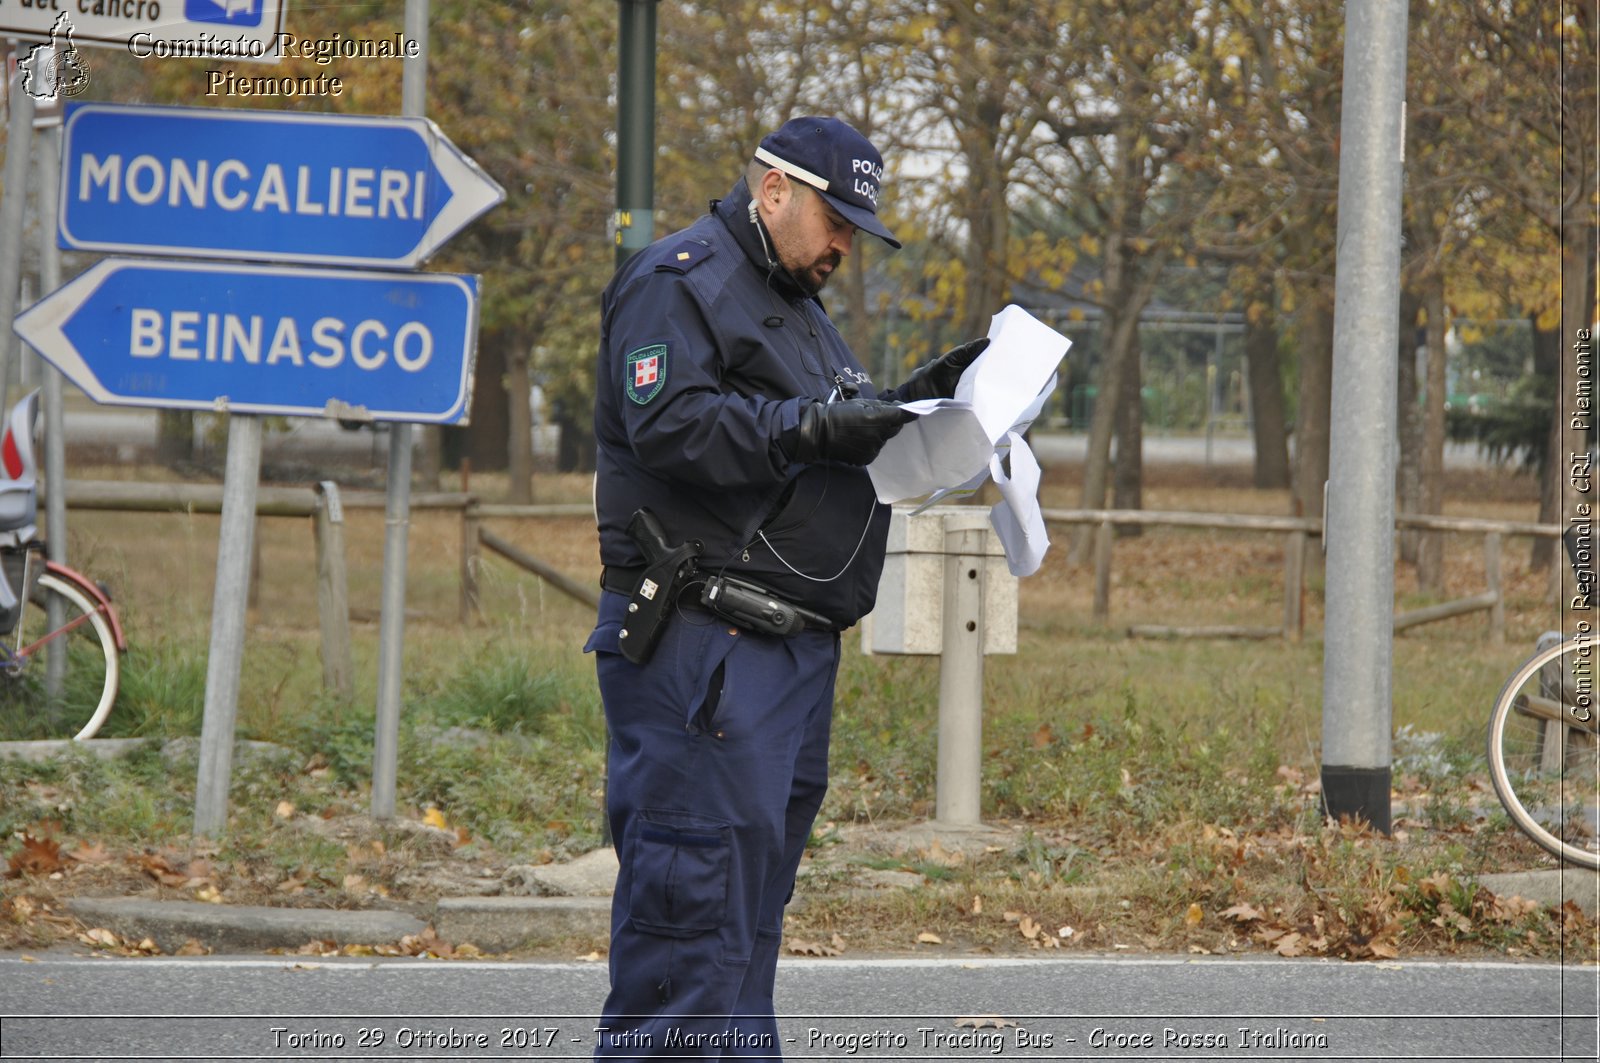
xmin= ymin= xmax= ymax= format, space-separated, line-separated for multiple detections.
xmin=755 ymin=117 xmax=901 ymax=250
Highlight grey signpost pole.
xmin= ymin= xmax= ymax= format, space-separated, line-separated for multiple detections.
xmin=193 ymin=416 xmax=263 ymax=837
xmin=371 ymin=0 xmax=430 ymax=821
xmin=1320 ymin=0 xmax=1409 ymax=833
xmin=34 ymin=122 xmax=67 ymax=696
xmin=0 ymin=73 xmax=35 ymax=414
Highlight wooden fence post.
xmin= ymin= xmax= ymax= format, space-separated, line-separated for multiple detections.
xmin=1485 ymin=531 xmax=1504 ymax=644
xmin=1284 ymin=529 xmax=1306 ymax=641
xmin=1093 ymin=519 xmax=1113 ymax=622
xmin=313 ymin=481 xmax=354 ymax=700
xmin=460 ymin=499 xmax=482 ymax=624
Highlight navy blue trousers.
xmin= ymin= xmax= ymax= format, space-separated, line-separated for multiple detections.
xmin=585 ymin=591 xmax=838 ymax=1061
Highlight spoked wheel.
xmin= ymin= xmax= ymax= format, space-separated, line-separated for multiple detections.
xmin=0 ymin=571 xmax=121 ymax=742
xmin=1486 ymin=635 xmax=1600 ymax=870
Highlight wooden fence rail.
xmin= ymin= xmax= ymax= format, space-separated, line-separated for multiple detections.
xmin=1040 ymin=508 xmax=1562 ymax=642
xmin=49 ymin=481 xmax=1564 ymax=689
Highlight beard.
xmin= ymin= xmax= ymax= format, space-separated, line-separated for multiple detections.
xmin=792 ymin=250 xmax=842 ymax=296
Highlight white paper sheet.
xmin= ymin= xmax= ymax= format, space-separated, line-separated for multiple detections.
xmin=988 ymin=431 xmax=1050 ymax=577
xmin=866 ymin=304 xmax=1071 ymax=576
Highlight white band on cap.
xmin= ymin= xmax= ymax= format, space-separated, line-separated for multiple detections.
xmin=754 ymin=146 xmax=830 ymax=192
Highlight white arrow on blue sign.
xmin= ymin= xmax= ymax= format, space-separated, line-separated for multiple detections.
xmin=13 ymin=258 xmax=480 ymax=425
xmin=58 ymin=103 xmax=506 ymax=269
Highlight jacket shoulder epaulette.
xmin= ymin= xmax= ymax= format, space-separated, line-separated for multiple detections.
xmin=656 ymin=239 xmax=715 ymax=274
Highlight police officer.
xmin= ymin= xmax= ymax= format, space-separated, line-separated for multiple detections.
xmin=586 ymin=116 xmax=987 ymax=1059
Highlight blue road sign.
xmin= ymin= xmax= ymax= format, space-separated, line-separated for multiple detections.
xmin=13 ymin=259 xmax=479 ymax=425
xmin=58 ymin=103 xmax=506 ymax=269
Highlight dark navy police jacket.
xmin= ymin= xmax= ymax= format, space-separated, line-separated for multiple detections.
xmin=592 ymin=178 xmax=892 ymax=627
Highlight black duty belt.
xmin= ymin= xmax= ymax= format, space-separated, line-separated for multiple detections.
xmin=600 ymin=565 xmax=645 ymax=596
xmin=602 ymin=563 xmax=841 ymax=636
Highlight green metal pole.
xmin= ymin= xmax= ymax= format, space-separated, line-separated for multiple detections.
xmin=615 ymin=0 xmax=660 ymax=268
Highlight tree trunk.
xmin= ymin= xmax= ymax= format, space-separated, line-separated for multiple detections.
xmin=506 ymin=341 xmax=534 ymax=505
xmin=1395 ymin=289 xmax=1422 ymax=565
xmin=1112 ymin=323 xmax=1143 ymax=536
xmin=1294 ymin=293 xmax=1335 ymax=521
xmin=843 ymin=244 xmax=872 ymax=364
xmin=1072 ymin=309 xmax=1134 ymax=562
xmin=155 ymin=410 xmax=194 ymax=467
xmin=416 ymin=427 xmax=442 ymax=491
xmin=1416 ymin=276 xmax=1449 ymax=592
xmin=1560 ymin=224 xmax=1597 ymax=530
xmin=1534 ymin=316 xmax=1561 ymax=570
xmin=1244 ymin=294 xmax=1291 ymax=490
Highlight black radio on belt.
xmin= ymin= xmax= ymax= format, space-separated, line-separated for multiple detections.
xmin=617 ymin=508 xmax=834 ymax=663
xmin=700 ymin=574 xmax=833 ymax=638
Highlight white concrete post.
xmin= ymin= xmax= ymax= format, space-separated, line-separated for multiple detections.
xmin=935 ymin=512 xmax=991 ymax=826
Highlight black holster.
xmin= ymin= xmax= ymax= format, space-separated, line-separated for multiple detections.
xmin=617 ymin=509 xmax=701 ymax=664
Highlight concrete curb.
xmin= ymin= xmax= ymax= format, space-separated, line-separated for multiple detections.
xmin=61 ymin=895 xmax=614 ymax=957
xmin=434 ymin=897 xmax=612 ymax=952
xmin=65 ymin=897 xmax=428 ymax=954
xmin=1475 ymin=868 xmax=1600 ymax=916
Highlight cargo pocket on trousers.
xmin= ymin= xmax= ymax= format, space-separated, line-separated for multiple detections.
xmin=628 ymin=809 xmax=731 ymax=938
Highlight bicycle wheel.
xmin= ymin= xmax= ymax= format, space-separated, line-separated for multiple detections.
xmin=1486 ymin=635 xmax=1600 ymax=870
xmin=0 ymin=570 xmax=120 ymax=742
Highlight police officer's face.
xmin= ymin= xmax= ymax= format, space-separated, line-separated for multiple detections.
xmin=765 ymin=176 xmax=856 ymax=296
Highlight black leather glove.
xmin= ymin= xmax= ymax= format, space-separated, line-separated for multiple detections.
xmin=882 ymin=337 xmax=991 ymax=403
xmin=782 ymin=399 xmax=916 ymax=466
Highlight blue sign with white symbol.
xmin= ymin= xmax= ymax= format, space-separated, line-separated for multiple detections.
xmin=59 ymin=103 xmax=505 ymax=269
xmin=13 ymin=259 xmax=479 ymax=424
xmin=185 ymin=0 xmax=265 ymax=27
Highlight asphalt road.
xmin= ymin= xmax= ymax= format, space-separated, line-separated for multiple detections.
xmin=2 ymin=952 xmax=1594 ymax=1061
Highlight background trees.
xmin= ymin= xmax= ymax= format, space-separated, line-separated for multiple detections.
xmin=5 ymin=0 xmax=1589 ymax=536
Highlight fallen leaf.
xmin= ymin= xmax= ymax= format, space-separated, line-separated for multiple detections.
xmin=66 ymin=842 xmax=113 ymax=865
xmin=1018 ymin=916 xmax=1041 ymax=940
xmin=577 ymin=951 xmax=603 ymax=962
xmin=423 ymin=807 xmax=450 ymax=831
xmin=194 ymin=886 xmax=222 ymax=904
xmin=971 ymin=895 xmax=983 ymax=915
xmin=77 ymin=927 xmax=120 ymax=949
xmin=138 ymin=854 xmax=188 ymax=888
xmin=1221 ymin=903 xmax=1265 ymax=923
xmin=1031 ymin=722 xmax=1055 ymax=749
xmin=1185 ymin=903 xmax=1204 ymax=927
xmin=175 ymin=939 xmax=208 ymax=956
xmin=455 ymin=943 xmax=483 ymax=959
xmin=8 ymin=834 xmax=65 ymax=877
xmin=831 ymin=933 xmax=848 ymax=953
xmin=787 ymin=937 xmax=841 ymax=957
xmin=1274 ymin=932 xmax=1305 ymax=957
xmin=274 ymin=801 xmax=296 ymax=820
xmin=916 ymin=931 xmax=942 ymax=945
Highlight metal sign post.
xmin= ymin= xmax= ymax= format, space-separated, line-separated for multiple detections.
xmin=370 ymin=0 xmax=432 ymax=822
xmin=0 ymin=73 xmax=35 ymax=415
xmin=1321 ymin=0 xmax=1409 ymax=833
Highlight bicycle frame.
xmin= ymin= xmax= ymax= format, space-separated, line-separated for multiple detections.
xmin=0 ymin=548 xmax=127 ymax=664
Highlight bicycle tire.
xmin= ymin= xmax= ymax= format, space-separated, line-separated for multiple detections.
xmin=1486 ymin=634 xmax=1600 ymax=870
xmin=0 ymin=570 xmax=120 ymax=742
